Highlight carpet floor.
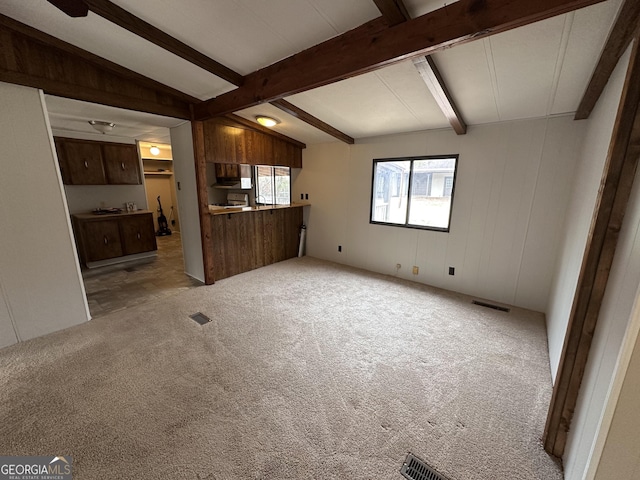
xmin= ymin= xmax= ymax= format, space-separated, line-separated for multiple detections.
xmin=0 ymin=257 xmax=562 ymax=479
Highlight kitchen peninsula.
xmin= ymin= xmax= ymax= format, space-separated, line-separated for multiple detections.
xmin=192 ymin=117 xmax=307 ymax=284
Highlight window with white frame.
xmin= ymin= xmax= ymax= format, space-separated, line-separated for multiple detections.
xmin=370 ymin=155 xmax=458 ymax=232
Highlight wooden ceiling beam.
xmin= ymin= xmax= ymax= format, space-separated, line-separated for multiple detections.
xmin=82 ymin=0 xmax=245 ymax=86
xmin=575 ymin=0 xmax=640 ymax=120
xmin=82 ymin=0 xmax=351 ymax=143
xmin=270 ymin=99 xmax=354 ymax=144
xmin=414 ymin=56 xmax=467 ymax=134
xmin=0 ymin=14 xmax=193 ymax=119
xmin=373 ymin=0 xmax=468 ymax=135
xmin=46 ymin=0 xmax=88 ymax=17
xmin=194 ymin=0 xmax=606 ymax=120
xmin=373 ymin=0 xmax=411 ymax=25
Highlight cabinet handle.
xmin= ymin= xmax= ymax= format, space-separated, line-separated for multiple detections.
xmin=137 ymin=232 xmax=141 ymax=239
xmin=84 ymin=160 xmax=89 ymax=169
xmin=121 ymin=162 xmax=125 ymax=170
xmin=104 ymin=236 xmax=108 ymax=245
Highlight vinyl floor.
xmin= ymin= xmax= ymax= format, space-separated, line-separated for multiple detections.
xmin=82 ymin=232 xmax=201 ymax=318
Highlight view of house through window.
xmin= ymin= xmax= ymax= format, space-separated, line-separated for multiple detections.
xmin=370 ymin=155 xmax=458 ymax=231
xmin=255 ymin=166 xmax=291 ymax=205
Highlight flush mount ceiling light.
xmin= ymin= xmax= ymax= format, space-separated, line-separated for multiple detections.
xmin=255 ymin=115 xmax=280 ymax=127
xmin=88 ymin=120 xmax=115 ymax=134
xmin=149 ymin=146 xmax=160 ymax=156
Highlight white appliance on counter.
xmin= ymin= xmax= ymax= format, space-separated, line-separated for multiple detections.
xmin=226 ymin=193 xmax=249 ymax=207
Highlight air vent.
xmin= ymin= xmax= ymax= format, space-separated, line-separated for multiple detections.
xmin=189 ymin=312 xmax=211 ymax=325
xmin=401 ymin=453 xmax=450 ymax=480
xmin=472 ymin=300 xmax=510 ymax=312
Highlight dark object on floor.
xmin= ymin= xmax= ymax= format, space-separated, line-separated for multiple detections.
xmin=401 ymin=453 xmax=450 ymax=480
xmin=156 ymin=195 xmax=172 ymax=236
xmin=189 ymin=312 xmax=211 ymax=325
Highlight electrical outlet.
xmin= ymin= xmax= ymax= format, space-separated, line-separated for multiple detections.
xmin=338 ymin=245 xmax=342 ymax=252
xmin=300 ymin=193 xmax=304 ymax=200
xmin=449 ymin=266 xmax=455 ymax=276
xmin=412 ymin=266 xmax=419 ymax=275
xmin=396 ymin=263 xmax=401 ymax=269
xmin=305 ymin=193 xmax=309 ymax=200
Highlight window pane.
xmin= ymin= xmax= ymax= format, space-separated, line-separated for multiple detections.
xmin=408 ymin=158 xmax=456 ymax=229
xmin=274 ymin=167 xmax=290 ymax=205
xmin=256 ymin=166 xmax=274 ymax=204
xmin=371 ymin=160 xmax=410 ymax=224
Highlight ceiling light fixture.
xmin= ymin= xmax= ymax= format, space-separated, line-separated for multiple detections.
xmin=255 ymin=115 xmax=280 ymax=127
xmin=149 ymin=146 xmax=160 ymax=156
xmin=88 ymin=120 xmax=115 ymax=134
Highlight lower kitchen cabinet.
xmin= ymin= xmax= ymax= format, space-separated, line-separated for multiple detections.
xmin=72 ymin=211 xmax=157 ymax=265
xmin=211 ymin=206 xmax=302 ymax=281
xmin=79 ymin=219 xmax=123 ymax=261
xmin=120 ymin=214 xmax=158 ymax=255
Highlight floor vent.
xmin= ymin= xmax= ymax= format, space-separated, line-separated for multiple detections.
xmin=400 ymin=453 xmax=450 ymax=480
xmin=189 ymin=312 xmax=211 ymax=325
xmin=472 ymin=300 xmax=510 ymax=313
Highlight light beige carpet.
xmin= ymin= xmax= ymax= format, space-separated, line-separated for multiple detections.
xmin=0 ymin=257 xmax=562 ymax=479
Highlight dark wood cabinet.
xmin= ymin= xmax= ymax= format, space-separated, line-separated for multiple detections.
xmin=103 ymin=143 xmax=141 ymax=184
xmin=120 ymin=214 xmax=157 ymax=255
xmin=203 ymin=121 xmax=302 ymax=168
xmin=72 ymin=212 xmax=156 ymax=265
xmin=214 ymin=162 xmax=241 ymax=180
xmin=210 ymin=207 xmax=302 ymax=280
xmin=79 ymin=219 xmax=123 ymax=261
xmin=56 ymin=138 xmax=106 ymax=185
xmin=54 ymin=137 xmax=141 ymax=185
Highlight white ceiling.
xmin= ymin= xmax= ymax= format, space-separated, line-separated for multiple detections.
xmin=0 ymin=0 xmax=622 ymax=145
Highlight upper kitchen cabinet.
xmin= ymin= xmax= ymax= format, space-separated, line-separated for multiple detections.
xmin=103 ymin=143 xmax=141 ymax=184
xmin=203 ymin=121 xmax=302 ymax=168
xmin=55 ymin=137 xmax=106 ymax=185
xmin=54 ymin=137 xmax=141 ymax=185
xmin=204 ymin=123 xmax=244 ymax=164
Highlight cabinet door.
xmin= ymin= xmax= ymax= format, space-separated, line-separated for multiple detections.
xmin=120 ymin=214 xmax=157 ymax=255
xmin=103 ymin=144 xmax=141 ymax=184
xmin=81 ymin=219 xmax=123 ymax=262
xmin=60 ymin=140 xmax=106 ymax=185
xmin=214 ymin=163 xmax=240 ymax=180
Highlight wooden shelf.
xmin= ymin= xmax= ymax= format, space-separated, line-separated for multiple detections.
xmin=144 ymin=171 xmax=173 ymax=176
xmin=142 ymin=157 xmax=173 ymax=162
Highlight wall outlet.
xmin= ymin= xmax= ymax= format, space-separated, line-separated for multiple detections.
xmin=300 ymin=193 xmax=304 ymax=200
xmin=338 ymin=245 xmax=342 ymax=252
xmin=305 ymin=193 xmax=309 ymax=200
xmin=449 ymin=266 xmax=455 ymax=276
xmin=412 ymin=266 xmax=419 ymax=275
xmin=396 ymin=263 xmax=401 ymax=270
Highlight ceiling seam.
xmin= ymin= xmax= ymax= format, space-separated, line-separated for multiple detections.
xmin=231 ymin=0 xmax=298 ymax=54
xmin=483 ymin=37 xmax=502 ymax=122
xmin=373 ymin=70 xmax=425 ymax=124
xmin=303 ymin=0 xmax=340 ymax=35
xmin=546 ymin=12 xmax=575 ymax=116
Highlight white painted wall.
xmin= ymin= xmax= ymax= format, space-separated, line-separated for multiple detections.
xmin=560 ymin=45 xmax=640 ymax=480
xmin=170 ymin=122 xmax=204 ymax=282
xmin=294 ymin=115 xmax=584 ymax=312
xmin=50 ymin=129 xmax=148 ymax=215
xmin=545 ymin=47 xmax=630 ymax=382
xmin=0 ymin=83 xmax=89 ymax=344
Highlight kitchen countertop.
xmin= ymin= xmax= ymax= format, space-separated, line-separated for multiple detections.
xmin=72 ymin=210 xmax=154 ymax=220
xmin=208 ymin=203 xmax=309 ymax=216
